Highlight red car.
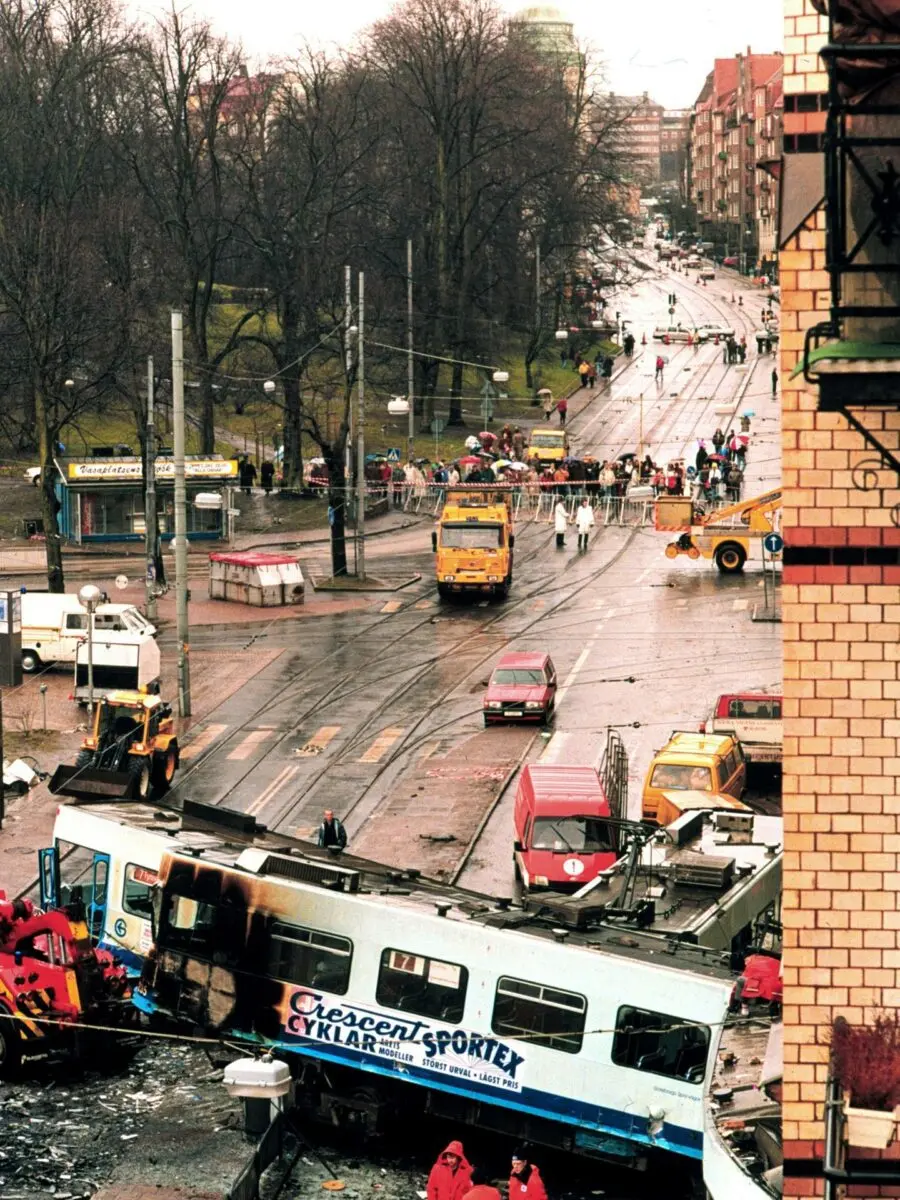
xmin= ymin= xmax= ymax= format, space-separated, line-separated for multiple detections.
xmin=483 ymin=652 xmax=557 ymax=726
xmin=722 ymin=255 xmax=739 ymax=268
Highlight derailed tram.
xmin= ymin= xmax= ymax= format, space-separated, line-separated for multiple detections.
xmin=134 ymin=843 xmax=745 ymax=1170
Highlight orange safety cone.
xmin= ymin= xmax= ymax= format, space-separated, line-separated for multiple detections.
xmin=641 ymin=332 xmax=647 ymax=346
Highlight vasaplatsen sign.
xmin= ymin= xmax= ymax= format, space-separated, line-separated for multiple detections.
xmin=66 ymin=459 xmax=238 ymax=482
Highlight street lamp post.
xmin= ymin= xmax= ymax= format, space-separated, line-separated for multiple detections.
xmin=78 ymin=584 xmax=102 ymax=717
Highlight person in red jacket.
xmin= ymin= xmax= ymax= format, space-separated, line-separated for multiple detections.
xmin=462 ymin=1166 xmax=502 ymax=1200
xmin=427 ymin=1141 xmax=473 ymax=1200
xmin=509 ymin=1148 xmax=548 ymax=1200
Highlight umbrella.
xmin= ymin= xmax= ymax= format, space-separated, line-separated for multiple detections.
xmin=708 ymin=453 xmax=727 ymax=462
xmin=537 ymin=388 xmax=553 ymax=397
xmin=507 ymin=461 xmax=528 ymax=471
xmin=459 ymin=455 xmax=481 ymax=466
xmin=309 ymin=457 xmax=325 ymax=466
xmin=618 ymin=452 xmax=636 ymax=462
xmin=478 ymin=431 xmax=495 ymax=439
xmin=365 ymin=452 xmax=387 ymax=462
xmin=743 ymin=410 xmax=755 ymax=418
xmin=493 ymin=459 xmax=511 ymax=470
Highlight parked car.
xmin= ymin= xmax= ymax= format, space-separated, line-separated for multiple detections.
xmin=652 ymin=324 xmax=698 ymax=343
xmin=699 ymin=267 xmax=716 ymax=280
xmin=483 ymin=651 xmax=557 ymax=726
xmin=697 ymin=322 xmax=735 ymax=341
xmin=24 ymin=466 xmax=40 ymax=485
xmin=722 ymin=255 xmax=739 ymax=268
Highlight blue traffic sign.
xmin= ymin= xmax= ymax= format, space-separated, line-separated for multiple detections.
xmin=763 ymin=533 xmax=784 ymax=554
xmin=386 ymin=448 xmax=402 ymax=462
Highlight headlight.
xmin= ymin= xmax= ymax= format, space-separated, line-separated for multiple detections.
xmin=488 ymin=575 xmax=500 ymax=582
xmin=486 ymin=701 xmax=502 ymax=709
xmin=533 ymin=875 xmax=549 ymax=887
xmin=443 ymin=575 xmax=455 ymax=582
xmin=525 ymin=701 xmax=542 ymax=710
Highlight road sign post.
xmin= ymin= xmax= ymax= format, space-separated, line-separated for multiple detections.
xmin=430 ymin=417 xmax=445 ymax=462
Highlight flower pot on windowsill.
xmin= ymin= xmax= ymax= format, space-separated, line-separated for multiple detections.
xmin=844 ymin=1097 xmax=900 ymax=1149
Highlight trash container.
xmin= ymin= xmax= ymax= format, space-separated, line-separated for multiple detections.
xmin=208 ymin=552 xmax=305 ymax=606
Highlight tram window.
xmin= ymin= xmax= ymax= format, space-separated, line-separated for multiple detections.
xmin=491 ymin=976 xmax=586 ymax=1054
xmin=267 ymin=922 xmax=352 ymax=995
xmin=123 ymin=863 xmax=158 ymax=918
xmin=162 ymin=892 xmax=218 ymax=952
xmin=612 ymin=1006 xmax=710 ymax=1084
xmin=376 ymin=948 xmax=468 ymax=1023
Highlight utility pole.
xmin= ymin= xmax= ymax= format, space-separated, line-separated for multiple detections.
xmin=171 ymin=310 xmax=191 ymax=717
xmin=407 ymin=239 xmax=414 ymax=462
xmin=344 ymin=263 xmax=354 ymax=565
xmin=356 ymin=272 xmax=366 ymax=582
xmin=145 ymin=357 xmax=158 ymax=622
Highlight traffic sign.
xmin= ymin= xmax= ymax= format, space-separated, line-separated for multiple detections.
xmin=763 ymin=533 xmax=784 ymax=554
xmin=386 ymin=448 xmax=402 ymax=462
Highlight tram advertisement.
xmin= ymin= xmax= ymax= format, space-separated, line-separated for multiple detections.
xmin=283 ymin=988 xmax=526 ymax=1092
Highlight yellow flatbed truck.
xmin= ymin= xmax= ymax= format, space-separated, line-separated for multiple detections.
xmin=432 ymin=487 xmax=515 ymax=599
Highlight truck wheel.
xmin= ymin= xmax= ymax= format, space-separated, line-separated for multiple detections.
xmin=21 ymin=650 xmax=41 ymax=673
xmin=127 ymin=756 xmax=152 ymax=801
xmin=0 ymin=1009 xmax=22 ymax=1078
xmin=151 ymin=742 xmax=179 ymax=793
xmin=75 ymin=748 xmax=95 ymax=769
xmin=715 ymin=542 xmax=747 ymax=574
xmin=437 ymin=583 xmax=451 ymax=599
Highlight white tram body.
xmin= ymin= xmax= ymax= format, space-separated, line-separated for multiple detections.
xmin=135 ymin=844 xmax=734 ymax=1163
xmin=45 ymin=800 xmax=781 ymax=981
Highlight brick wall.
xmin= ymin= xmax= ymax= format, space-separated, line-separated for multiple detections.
xmin=782 ymin=3 xmax=900 ymax=1197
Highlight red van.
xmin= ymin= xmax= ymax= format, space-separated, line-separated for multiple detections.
xmin=513 ymin=764 xmax=617 ymax=891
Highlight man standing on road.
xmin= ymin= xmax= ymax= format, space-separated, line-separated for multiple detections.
xmin=654 ymin=355 xmax=664 ymax=384
xmin=554 ymin=498 xmax=568 ymax=549
xmin=575 ymin=496 xmax=594 ymax=553
xmin=557 ymin=397 xmax=568 ymax=426
xmin=317 ymin=809 xmax=348 ymax=852
xmin=771 ymin=366 xmax=779 ymax=395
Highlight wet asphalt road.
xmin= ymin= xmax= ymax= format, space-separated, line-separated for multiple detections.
xmin=165 ymin=258 xmax=781 ymax=896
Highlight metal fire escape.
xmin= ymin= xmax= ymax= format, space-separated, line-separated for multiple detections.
xmin=800 ymin=4 xmax=900 ymax=501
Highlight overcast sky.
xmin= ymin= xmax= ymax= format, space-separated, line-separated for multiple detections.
xmin=126 ymin=0 xmax=783 ymax=109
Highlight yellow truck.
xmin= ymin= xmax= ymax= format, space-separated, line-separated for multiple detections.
xmin=527 ymin=427 xmax=569 ymax=465
xmin=655 ymin=487 xmax=782 ymax=574
xmin=432 ymin=488 xmax=515 ymax=599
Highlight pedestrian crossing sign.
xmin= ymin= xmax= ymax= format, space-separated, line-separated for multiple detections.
xmin=387 ymin=448 xmax=402 ymax=462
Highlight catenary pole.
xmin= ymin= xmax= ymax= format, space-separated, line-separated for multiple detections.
xmin=171 ymin=310 xmax=191 ymax=716
xmin=145 ymin=357 xmax=158 ymax=622
xmin=407 ymin=239 xmax=414 ymax=461
xmin=356 ymin=273 xmax=366 ymax=581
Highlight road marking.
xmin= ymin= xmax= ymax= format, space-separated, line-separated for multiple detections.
xmin=179 ymin=723 xmax=227 ymax=761
xmin=676 ymin=598 xmax=687 ymax=608
xmin=380 ymin=600 xmax=403 ymax=613
xmin=294 ymin=725 xmax=341 ymax=756
xmin=247 ymin=764 xmax=301 ymax=817
xmin=418 ymin=741 xmax=439 ymax=763
xmin=556 ymin=632 xmax=601 ymax=708
xmin=358 ymin=727 xmax=404 ymax=763
xmin=414 ymin=599 xmax=435 ymax=609
xmin=636 ymin=566 xmax=653 ymax=583
xmin=539 ymin=732 xmax=571 ymax=763
xmin=227 ymin=728 xmax=274 ymax=761
xmin=733 ymin=598 xmax=749 ymax=610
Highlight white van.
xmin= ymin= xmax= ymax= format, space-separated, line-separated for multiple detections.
xmin=20 ymin=593 xmax=156 ymax=673
xmin=74 ymin=633 xmax=161 ymax=703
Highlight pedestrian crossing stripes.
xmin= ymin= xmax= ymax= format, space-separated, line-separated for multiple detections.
xmin=380 ymin=600 xmax=403 ymax=613
xmin=179 ymin=723 xmax=228 ymax=761
xmin=358 ymin=727 xmax=404 ymax=763
xmin=226 ymin=728 xmax=274 ymax=761
xmin=294 ymin=726 xmax=341 ymax=756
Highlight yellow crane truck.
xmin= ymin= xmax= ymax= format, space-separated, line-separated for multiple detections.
xmin=432 ymin=487 xmax=515 ymax=599
xmin=655 ymin=487 xmax=782 ymax=574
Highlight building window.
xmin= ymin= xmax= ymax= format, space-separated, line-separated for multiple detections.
xmin=376 ymin=948 xmax=468 ymax=1022
xmin=267 ymin=922 xmax=353 ymax=994
xmin=492 ymin=976 xmax=586 ymax=1054
xmin=612 ymin=1006 xmax=710 ymax=1083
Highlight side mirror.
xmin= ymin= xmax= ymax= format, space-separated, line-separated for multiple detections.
xmin=431 ymin=531 xmax=437 ymax=552
xmin=513 ymin=840 xmax=524 ymax=853
xmin=509 ymin=534 xmax=515 ymax=549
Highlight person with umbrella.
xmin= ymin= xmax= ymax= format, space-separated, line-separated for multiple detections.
xmin=539 ymin=390 xmax=554 ymax=421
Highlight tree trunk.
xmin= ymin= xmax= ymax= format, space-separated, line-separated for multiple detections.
xmin=34 ymin=384 xmax=64 ymax=593
xmin=282 ymin=373 xmax=304 ymax=490
xmin=199 ymin=379 xmax=216 ymax=454
xmin=447 ymin=358 xmax=465 ymax=426
xmin=325 ymin=451 xmax=349 ymax=578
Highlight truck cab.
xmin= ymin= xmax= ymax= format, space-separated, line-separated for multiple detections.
xmin=702 ymin=694 xmax=783 ymax=765
xmin=513 ymin=764 xmax=617 ymax=891
xmin=432 ymin=489 xmax=514 ymax=599
xmin=527 ymin=428 xmax=568 ymax=465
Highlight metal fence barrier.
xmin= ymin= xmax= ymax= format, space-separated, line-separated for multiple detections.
xmin=227 ymin=1111 xmax=284 ymax=1200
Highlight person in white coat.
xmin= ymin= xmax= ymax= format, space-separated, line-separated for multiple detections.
xmin=554 ymin=499 xmax=568 ymax=549
xmin=575 ymin=496 xmax=595 ymax=552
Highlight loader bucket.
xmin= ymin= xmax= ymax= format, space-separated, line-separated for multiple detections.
xmin=48 ymin=764 xmax=140 ymax=801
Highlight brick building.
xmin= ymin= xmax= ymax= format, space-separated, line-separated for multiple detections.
xmin=687 ymin=50 xmax=782 ymax=266
xmin=780 ymin=0 xmax=900 ymax=1195
xmin=660 ymin=109 xmax=690 ymax=187
xmin=613 ymin=92 xmax=664 ymax=185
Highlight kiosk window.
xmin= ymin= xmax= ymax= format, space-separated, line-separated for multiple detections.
xmin=612 ymin=1006 xmax=710 ymax=1083
xmin=492 ymin=976 xmax=586 ymax=1054
xmin=376 ymin=949 xmax=467 ymax=1022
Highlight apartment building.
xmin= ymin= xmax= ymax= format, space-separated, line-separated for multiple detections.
xmin=688 ymin=50 xmax=782 ymax=269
